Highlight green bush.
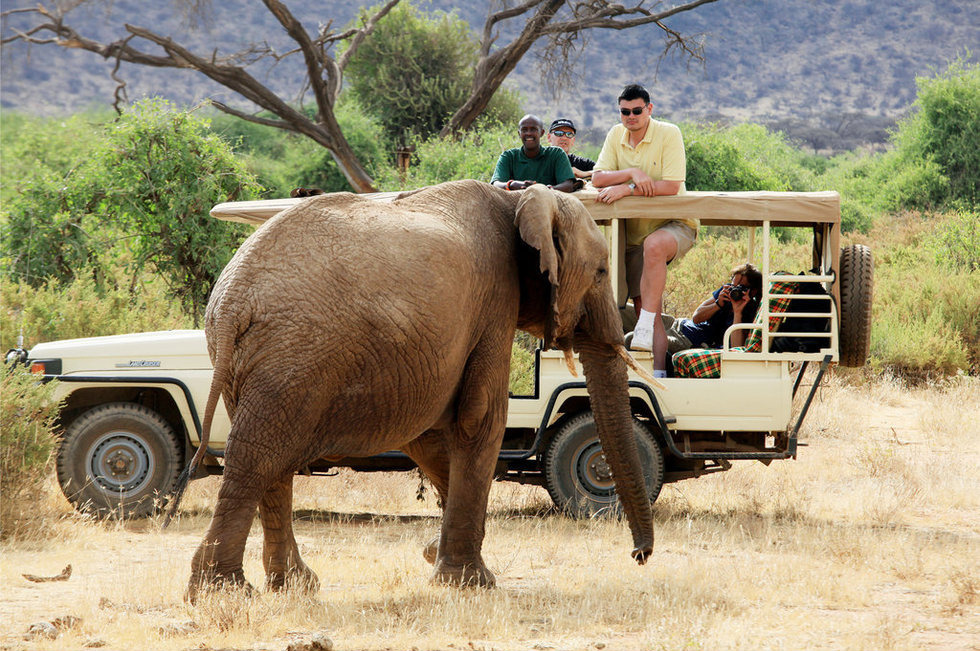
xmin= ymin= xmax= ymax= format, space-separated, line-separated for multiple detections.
xmin=343 ymin=1 xmax=521 ymax=144
xmin=929 ymin=208 xmax=980 ymax=272
xmin=1 ymin=100 xmax=260 ymax=323
xmin=820 ymin=150 xmax=949 ymax=233
xmin=893 ymin=57 xmax=980 ymax=207
xmin=1 ymin=273 xmax=192 ymax=352
xmin=374 ymin=122 xmax=514 ymax=190
xmin=866 ymin=211 xmax=980 ymax=376
xmin=816 ymin=58 xmax=978 ymax=229
xmin=683 ymin=122 xmax=815 ymax=193
xmin=0 ymin=110 xmax=113 ymax=207
xmin=509 ymin=340 xmax=536 ymax=396
xmin=0 ymin=363 xmax=62 ymax=540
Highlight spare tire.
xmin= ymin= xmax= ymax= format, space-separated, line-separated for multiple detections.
xmin=838 ymin=244 xmax=873 ymax=367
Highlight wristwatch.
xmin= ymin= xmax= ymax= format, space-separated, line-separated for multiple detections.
xmin=628 ymin=182 xmax=636 ymax=195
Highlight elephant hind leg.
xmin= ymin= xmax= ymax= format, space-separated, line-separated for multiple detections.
xmin=186 ymin=465 xmax=265 ymax=603
xmin=259 ymin=473 xmax=320 ymax=593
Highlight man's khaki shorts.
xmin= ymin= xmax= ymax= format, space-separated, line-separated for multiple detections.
xmin=625 ymin=221 xmax=698 ymax=298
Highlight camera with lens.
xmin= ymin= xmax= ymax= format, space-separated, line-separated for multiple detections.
xmin=728 ymin=284 xmax=750 ymax=301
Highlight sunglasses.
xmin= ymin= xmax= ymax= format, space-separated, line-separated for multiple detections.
xmin=550 ymin=130 xmax=575 ymax=138
xmin=620 ymin=107 xmax=646 ymax=116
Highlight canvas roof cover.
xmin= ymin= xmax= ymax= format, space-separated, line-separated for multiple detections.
xmin=210 ymin=188 xmax=840 ymax=228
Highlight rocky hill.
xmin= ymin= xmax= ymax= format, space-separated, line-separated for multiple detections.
xmin=1 ymin=0 xmax=977 ymax=153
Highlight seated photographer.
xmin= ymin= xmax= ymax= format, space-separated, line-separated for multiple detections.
xmin=663 ymin=263 xmax=763 ymax=354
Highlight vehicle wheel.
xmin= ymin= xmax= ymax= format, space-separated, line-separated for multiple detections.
xmin=839 ymin=244 xmax=874 ymax=367
xmin=544 ymin=411 xmax=664 ymax=518
xmin=56 ymin=402 xmax=183 ymax=518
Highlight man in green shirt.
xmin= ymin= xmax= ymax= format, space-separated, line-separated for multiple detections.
xmin=491 ymin=115 xmax=578 ymax=192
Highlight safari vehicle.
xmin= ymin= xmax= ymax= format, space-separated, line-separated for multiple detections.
xmin=10 ymin=189 xmax=872 ymax=517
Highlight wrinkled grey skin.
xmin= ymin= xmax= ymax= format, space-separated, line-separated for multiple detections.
xmin=184 ymin=180 xmax=653 ymax=601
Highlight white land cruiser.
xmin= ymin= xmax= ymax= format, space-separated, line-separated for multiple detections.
xmin=10 ymin=190 xmax=872 ymax=517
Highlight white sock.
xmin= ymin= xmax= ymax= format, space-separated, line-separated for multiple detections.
xmin=635 ymin=309 xmax=656 ymax=330
xmin=631 ymin=309 xmax=656 ymax=351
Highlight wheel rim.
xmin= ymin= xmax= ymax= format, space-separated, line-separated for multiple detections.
xmin=571 ymin=438 xmax=617 ymax=502
xmin=88 ymin=431 xmax=154 ymax=497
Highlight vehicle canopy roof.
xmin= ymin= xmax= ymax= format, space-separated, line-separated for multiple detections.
xmin=210 ymin=189 xmax=841 ymax=228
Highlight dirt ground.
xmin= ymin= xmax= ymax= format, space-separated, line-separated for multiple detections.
xmin=1 ymin=375 xmax=978 ymax=651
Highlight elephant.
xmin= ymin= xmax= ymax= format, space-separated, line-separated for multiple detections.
xmin=175 ymin=179 xmax=656 ymax=600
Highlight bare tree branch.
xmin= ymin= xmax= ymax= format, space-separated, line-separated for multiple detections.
xmin=442 ymin=0 xmax=720 ymax=136
xmin=0 ymin=1 xmax=409 ymax=193
xmin=337 ymin=0 xmax=401 ymax=74
xmin=210 ymin=100 xmax=295 ymax=131
xmin=482 ymin=0 xmax=547 ymax=57
xmin=260 ymin=0 xmax=334 ymax=110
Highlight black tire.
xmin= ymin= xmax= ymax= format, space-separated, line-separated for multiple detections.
xmin=544 ymin=411 xmax=664 ymax=518
xmin=56 ymin=402 xmax=183 ymax=518
xmin=839 ymin=244 xmax=874 ymax=367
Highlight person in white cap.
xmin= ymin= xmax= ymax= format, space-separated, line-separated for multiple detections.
xmin=546 ymin=118 xmax=595 ymax=179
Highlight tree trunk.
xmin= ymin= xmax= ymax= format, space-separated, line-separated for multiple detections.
xmin=285 ymin=115 xmax=377 ymax=193
xmin=576 ymin=339 xmax=655 ymax=562
xmin=321 ymin=129 xmax=377 ymax=194
xmin=440 ymin=0 xmax=565 ymax=137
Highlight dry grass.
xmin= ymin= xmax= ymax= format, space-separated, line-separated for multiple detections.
xmin=1 ymin=375 xmax=977 ymax=651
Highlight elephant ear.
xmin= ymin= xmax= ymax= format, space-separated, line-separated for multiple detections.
xmin=515 ymin=186 xmax=562 ymax=348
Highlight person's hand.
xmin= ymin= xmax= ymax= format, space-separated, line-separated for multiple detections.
xmin=573 ymin=168 xmax=593 ymax=179
xmin=630 ymin=169 xmax=656 ymax=196
xmin=717 ymin=284 xmax=733 ymax=307
xmin=514 ymin=180 xmax=536 ymax=190
xmin=596 ymin=183 xmax=633 ymax=203
xmin=731 ymin=292 xmax=751 ymax=320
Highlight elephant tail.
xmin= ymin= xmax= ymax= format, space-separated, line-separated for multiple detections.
xmin=162 ymin=323 xmax=235 ymax=528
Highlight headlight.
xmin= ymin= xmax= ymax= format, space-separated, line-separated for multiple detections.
xmin=4 ymin=348 xmax=27 ymax=366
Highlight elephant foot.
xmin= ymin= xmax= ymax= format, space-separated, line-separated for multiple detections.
xmin=422 ymin=536 xmax=439 ymax=565
xmin=265 ymin=564 xmax=321 ymax=594
xmin=431 ymin=560 xmax=496 ymax=588
xmin=184 ymin=569 xmax=254 ymax=604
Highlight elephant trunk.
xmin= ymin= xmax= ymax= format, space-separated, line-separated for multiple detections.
xmin=577 ymin=339 xmax=655 ymax=563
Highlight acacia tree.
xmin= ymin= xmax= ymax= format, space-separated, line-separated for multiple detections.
xmin=1 ymin=0 xmax=399 ymax=193
xmin=2 ymin=0 xmax=719 ymax=191
xmin=441 ymin=0 xmax=720 ymax=136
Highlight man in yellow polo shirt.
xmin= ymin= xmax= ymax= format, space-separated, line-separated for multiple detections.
xmin=592 ymin=83 xmax=698 ymax=377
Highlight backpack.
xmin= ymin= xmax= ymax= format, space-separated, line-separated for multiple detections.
xmin=771 ymin=273 xmax=831 ymax=353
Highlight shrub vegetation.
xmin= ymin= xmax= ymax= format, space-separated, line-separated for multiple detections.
xmin=1 ymin=99 xmax=259 ymax=325
xmin=0 ymin=58 xmax=976 ymax=379
xmin=0 ymin=363 xmax=62 ymax=539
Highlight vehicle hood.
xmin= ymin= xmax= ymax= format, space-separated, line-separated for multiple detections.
xmin=28 ymin=330 xmax=212 ymax=374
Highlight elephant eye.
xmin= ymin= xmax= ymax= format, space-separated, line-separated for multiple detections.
xmin=595 ymin=267 xmax=607 ymax=282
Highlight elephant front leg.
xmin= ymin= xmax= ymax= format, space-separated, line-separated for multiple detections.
xmin=402 ymin=429 xmax=451 ymax=566
xmin=259 ymin=473 xmax=320 ymax=593
xmin=431 ymin=342 xmax=510 ymax=588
